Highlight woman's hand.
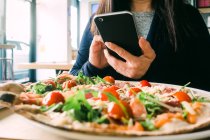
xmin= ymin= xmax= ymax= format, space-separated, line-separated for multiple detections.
xmin=89 ymin=35 xmax=108 ymax=69
xmin=104 ymin=37 xmax=156 ymax=79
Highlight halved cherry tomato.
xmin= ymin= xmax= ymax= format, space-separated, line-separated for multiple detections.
xmin=130 ymin=98 xmax=147 ymax=120
xmin=42 ymin=91 xmax=65 ymax=106
xmin=99 ymin=86 xmax=120 ymax=101
xmin=108 ymin=102 xmax=124 ymax=119
xmin=173 ymin=91 xmax=192 ymax=102
xmin=103 ymin=76 xmax=115 ymax=84
xmin=85 ymin=92 xmax=93 ymax=99
xmin=121 ymin=100 xmax=133 ymax=118
xmin=43 ymin=79 xmax=56 ymax=88
xmin=127 ymin=87 xmax=142 ymax=96
xmin=108 ymin=100 xmax=132 ymax=119
xmin=62 ymin=80 xmax=77 ymax=90
xmin=98 ymin=92 xmax=108 ymax=101
xmin=139 ymin=80 xmax=151 ymax=87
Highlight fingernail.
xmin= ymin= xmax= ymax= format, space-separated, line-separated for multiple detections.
xmin=103 ymin=49 xmax=108 ymax=57
xmin=140 ymin=37 xmax=146 ymax=45
xmin=140 ymin=37 xmax=145 ymax=41
xmin=105 ymin=42 xmax=111 ymax=47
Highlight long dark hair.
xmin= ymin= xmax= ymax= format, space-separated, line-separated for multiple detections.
xmin=91 ymin=0 xmax=191 ymax=50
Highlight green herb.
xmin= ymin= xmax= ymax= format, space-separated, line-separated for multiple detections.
xmin=56 ymin=83 xmax=63 ymax=90
xmin=138 ymin=92 xmax=162 ymax=118
xmin=103 ymin=92 xmax=129 ymax=119
xmin=92 ymin=75 xmax=106 ymax=84
xmin=62 ymin=89 xmax=103 ymax=122
xmin=182 ymin=110 xmax=188 ymax=120
xmin=138 ymin=92 xmax=182 ymax=115
xmin=192 ymin=97 xmax=210 ymax=103
xmin=76 ymin=72 xmax=106 ymax=85
xmin=95 ymin=115 xmax=109 ymax=124
xmin=76 ymin=72 xmax=95 ymax=85
xmin=179 ymin=82 xmax=191 ymax=91
xmin=40 ymin=103 xmax=63 ymax=112
xmin=141 ymin=120 xmax=157 ymax=131
xmin=32 ymin=82 xmax=53 ymax=94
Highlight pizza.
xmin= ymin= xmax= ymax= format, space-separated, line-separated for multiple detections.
xmin=1 ymin=72 xmax=210 ymax=136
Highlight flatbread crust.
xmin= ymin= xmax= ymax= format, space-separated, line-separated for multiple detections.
xmin=1 ymin=81 xmax=210 ymax=136
xmin=12 ymin=86 xmax=210 ymax=136
xmin=14 ymin=103 xmax=210 ymax=136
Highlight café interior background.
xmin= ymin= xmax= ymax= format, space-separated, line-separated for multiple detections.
xmin=0 ymin=0 xmax=209 ymax=83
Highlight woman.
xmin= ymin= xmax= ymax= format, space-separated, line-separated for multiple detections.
xmin=70 ymin=0 xmax=210 ymax=91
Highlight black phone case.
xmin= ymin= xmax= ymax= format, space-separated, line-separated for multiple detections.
xmin=94 ymin=11 xmax=141 ymax=61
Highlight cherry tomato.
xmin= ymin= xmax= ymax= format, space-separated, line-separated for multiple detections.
xmin=99 ymin=86 xmax=120 ymax=101
xmin=85 ymin=93 xmax=93 ymax=99
xmin=127 ymin=87 xmax=142 ymax=96
xmin=121 ymin=100 xmax=133 ymax=118
xmin=98 ymin=92 xmax=108 ymax=101
xmin=103 ymin=76 xmax=115 ymax=84
xmin=108 ymin=100 xmax=132 ymax=119
xmin=173 ymin=91 xmax=192 ymax=102
xmin=130 ymin=98 xmax=147 ymax=120
xmin=62 ymin=80 xmax=77 ymax=90
xmin=42 ymin=91 xmax=65 ymax=106
xmin=108 ymin=102 xmax=124 ymax=119
xmin=139 ymin=80 xmax=151 ymax=87
xmin=43 ymin=79 xmax=56 ymax=88
xmin=107 ymin=85 xmax=120 ymax=91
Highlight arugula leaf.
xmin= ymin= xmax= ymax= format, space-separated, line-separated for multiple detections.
xmin=103 ymin=92 xmax=129 ymax=119
xmin=92 ymin=76 xmax=106 ymax=84
xmin=32 ymin=82 xmax=53 ymax=94
xmin=76 ymin=72 xmax=95 ymax=85
xmin=40 ymin=103 xmax=63 ymax=112
xmin=141 ymin=120 xmax=157 ymax=131
xmin=192 ymin=97 xmax=210 ymax=103
xmin=138 ymin=92 xmax=162 ymax=118
xmin=62 ymin=89 xmax=103 ymax=122
xmin=182 ymin=110 xmax=188 ymax=120
xmin=76 ymin=72 xmax=106 ymax=85
xmin=94 ymin=115 xmax=109 ymax=124
xmin=179 ymin=82 xmax=191 ymax=91
xmin=62 ymin=90 xmax=91 ymax=111
xmin=56 ymin=83 xmax=63 ymax=90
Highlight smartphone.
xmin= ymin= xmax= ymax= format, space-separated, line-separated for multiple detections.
xmin=94 ymin=11 xmax=141 ymax=61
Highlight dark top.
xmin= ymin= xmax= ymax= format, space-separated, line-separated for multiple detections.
xmin=70 ymin=4 xmax=210 ymax=91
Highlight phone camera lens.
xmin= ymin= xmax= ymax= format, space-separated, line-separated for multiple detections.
xmin=98 ymin=18 xmax=103 ymax=22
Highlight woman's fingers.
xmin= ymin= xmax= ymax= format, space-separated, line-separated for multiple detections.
xmin=139 ymin=37 xmax=156 ymax=60
xmin=104 ymin=49 xmax=126 ymax=73
xmin=104 ymin=38 xmax=156 ymax=79
xmin=89 ymin=35 xmax=108 ymax=69
xmin=105 ymin=42 xmax=137 ymax=61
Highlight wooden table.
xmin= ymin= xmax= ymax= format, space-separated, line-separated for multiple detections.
xmin=16 ymin=60 xmax=75 ymax=70
xmin=0 ymin=108 xmax=70 ymax=140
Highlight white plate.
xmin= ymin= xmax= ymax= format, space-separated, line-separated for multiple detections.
xmin=22 ymin=83 xmax=210 ymax=140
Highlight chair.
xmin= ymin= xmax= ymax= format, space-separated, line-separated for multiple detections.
xmin=0 ymin=44 xmax=15 ymax=83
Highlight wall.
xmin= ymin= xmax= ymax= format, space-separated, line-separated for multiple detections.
xmin=36 ymin=0 xmax=68 ymax=80
xmin=0 ymin=0 xmax=5 ymax=44
xmin=79 ymin=0 xmax=99 ymax=41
